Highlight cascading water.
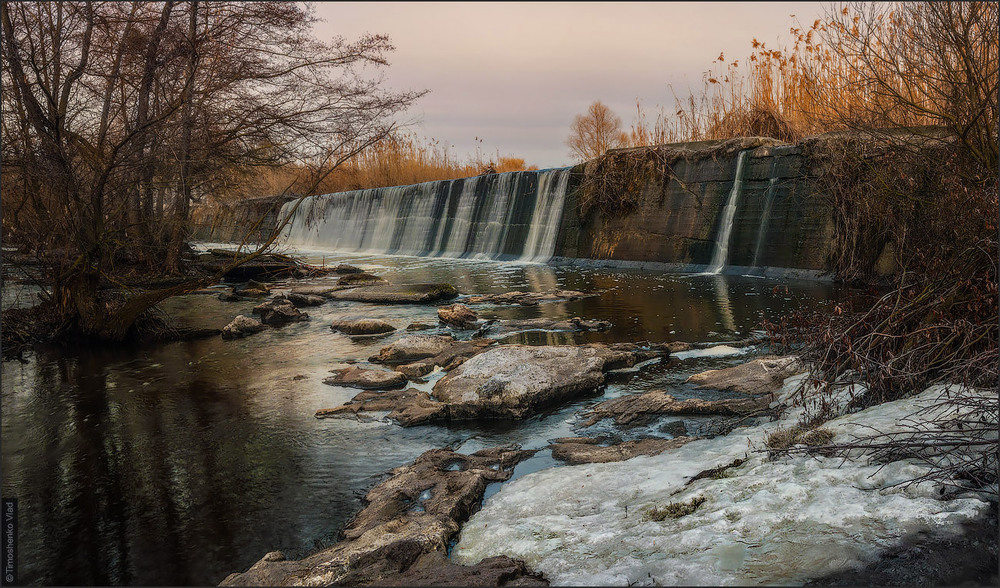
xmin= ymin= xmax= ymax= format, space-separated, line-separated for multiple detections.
xmin=279 ymin=168 xmax=571 ymax=262
xmin=750 ymin=176 xmax=779 ymax=269
xmin=706 ymin=150 xmax=749 ymax=274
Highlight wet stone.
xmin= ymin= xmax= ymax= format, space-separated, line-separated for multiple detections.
xmin=220 ymin=446 xmax=537 ymax=587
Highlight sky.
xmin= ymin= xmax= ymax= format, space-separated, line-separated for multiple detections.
xmin=311 ymin=2 xmax=830 ymax=169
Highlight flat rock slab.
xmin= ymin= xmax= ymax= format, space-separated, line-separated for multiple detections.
xmin=370 ymin=335 xmax=464 ymax=364
xmin=290 ymin=285 xmax=357 ymax=298
xmin=331 ymin=319 xmax=397 ymax=336
xmin=478 ymin=317 xmax=612 ymax=338
xmin=582 ymin=389 xmax=770 ymax=427
xmin=372 ymin=553 xmax=548 ymax=586
xmin=323 ymin=367 xmax=408 ymax=390
xmin=685 ymin=356 xmax=803 ymax=395
xmin=328 ymin=283 xmax=459 ymax=304
xmin=464 ymin=290 xmax=592 ymax=306
xmin=220 ymin=446 xmax=537 ymax=587
xmin=322 ymin=343 xmax=664 ymax=426
xmin=431 ymin=344 xmax=664 ymax=421
xmin=550 ymin=436 xmax=695 ymax=464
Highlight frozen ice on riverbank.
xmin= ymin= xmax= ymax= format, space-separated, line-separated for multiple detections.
xmin=452 ymin=376 xmax=993 ymax=585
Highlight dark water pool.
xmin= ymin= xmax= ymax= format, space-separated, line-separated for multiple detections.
xmin=1 ymin=251 xmax=849 ymax=585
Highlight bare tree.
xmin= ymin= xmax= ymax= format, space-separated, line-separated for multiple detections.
xmin=0 ymin=1 xmax=425 ymax=342
xmin=566 ymin=100 xmax=628 ymax=162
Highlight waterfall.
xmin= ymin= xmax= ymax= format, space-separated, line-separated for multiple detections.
xmin=279 ymin=168 xmax=572 ymax=262
xmin=751 ymin=176 xmax=779 ymax=269
xmin=706 ymin=150 xmax=749 ymax=274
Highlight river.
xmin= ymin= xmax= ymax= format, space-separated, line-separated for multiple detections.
xmin=1 ymin=250 xmax=848 ymax=585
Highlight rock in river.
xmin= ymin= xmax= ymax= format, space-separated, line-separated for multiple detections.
xmin=220 ymin=446 xmax=540 ymax=587
xmin=685 ymin=356 xmax=804 ymax=395
xmin=370 ymin=335 xmax=494 ymax=378
xmin=464 ymin=290 xmax=591 ymax=306
xmin=252 ymin=298 xmax=309 ymax=326
xmin=550 ymin=436 xmax=695 ymax=465
xmin=327 ymin=283 xmax=459 ymax=304
xmin=221 ymin=315 xmax=265 ymax=340
xmin=431 ymin=344 xmax=663 ymax=421
xmin=330 ymin=318 xmax=397 ymax=336
xmin=437 ymin=303 xmax=479 ymax=329
xmin=582 ymin=389 xmax=771 ymax=427
xmin=323 ymin=366 xmax=408 ymax=390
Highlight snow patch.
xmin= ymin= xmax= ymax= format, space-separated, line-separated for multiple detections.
xmin=452 ymin=380 xmax=992 ymax=585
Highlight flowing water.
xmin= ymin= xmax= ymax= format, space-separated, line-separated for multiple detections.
xmin=1 ymin=249 xmax=850 ymax=586
xmin=707 ymin=150 xmax=749 ymax=274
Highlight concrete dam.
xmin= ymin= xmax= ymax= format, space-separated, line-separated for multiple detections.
xmin=194 ymin=136 xmax=840 ymax=279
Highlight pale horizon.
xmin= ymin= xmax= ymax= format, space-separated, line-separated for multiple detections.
xmin=312 ymin=2 xmax=830 ymax=168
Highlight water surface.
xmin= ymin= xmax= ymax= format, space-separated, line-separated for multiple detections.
xmin=1 ymin=252 xmax=849 ymax=585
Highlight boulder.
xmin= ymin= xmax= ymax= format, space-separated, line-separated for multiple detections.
xmin=323 ymin=366 xmax=408 ymax=390
xmin=405 ymin=322 xmax=435 ymax=331
xmin=221 ymin=315 xmax=265 ymax=340
xmin=685 ymin=356 xmax=804 ymax=395
xmin=330 ymin=319 xmax=397 ymax=336
xmin=550 ymin=437 xmax=695 ymax=465
xmin=430 ymin=344 xmax=662 ymax=421
xmin=369 ymin=335 xmax=464 ymax=364
xmin=582 ymin=389 xmax=771 ymax=427
xmin=437 ymin=303 xmax=479 ymax=329
xmin=280 ymin=292 xmax=326 ymax=307
xmin=327 ymin=283 xmax=459 ymax=304
xmin=220 ymin=446 xmax=537 ymax=587
xmin=252 ymin=298 xmax=309 ymax=326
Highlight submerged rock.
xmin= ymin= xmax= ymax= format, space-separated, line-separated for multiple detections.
xmin=550 ymin=437 xmax=695 ymax=465
xmin=323 ymin=366 xmax=408 ymax=390
xmin=481 ymin=317 xmax=612 ymax=337
xmin=221 ymin=315 xmax=265 ymax=340
xmin=328 ymin=283 xmax=459 ymax=304
xmin=220 ymin=446 xmax=537 ymax=587
xmin=234 ymin=279 xmax=271 ymax=296
xmin=251 ymin=298 xmax=309 ymax=326
xmin=465 ymin=290 xmax=591 ymax=306
xmin=685 ymin=356 xmax=804 ymax=395
xmin=332 ymin=263 xmax=364 ymax=274
xmin=405 ymin=322 xmax=435 ymax=331
xmin=330 ymin=319 xmax=397 ymax=336
xmin=437 ymin=303 xmax=479 ymax=329
xmin=582 ymin=389 xmax=771 ymax=427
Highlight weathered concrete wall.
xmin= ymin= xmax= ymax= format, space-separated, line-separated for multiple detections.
xmin=552 ymin=138 xmax=836 ymax=277
xmin=190 ymin=194 xmax=295 ymax=244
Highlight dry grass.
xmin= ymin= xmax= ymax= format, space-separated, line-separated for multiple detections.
xmin=201 ymin=131 xmax=537 ymax=206
xmin=644 ymin=496 xmax=707 ymax=521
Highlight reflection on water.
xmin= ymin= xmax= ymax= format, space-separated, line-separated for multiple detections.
xmin=1 ymin=252 xmax=848 ymax=585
